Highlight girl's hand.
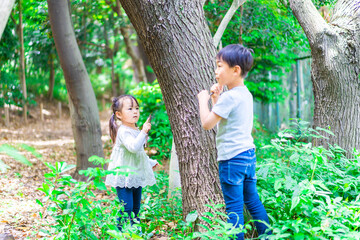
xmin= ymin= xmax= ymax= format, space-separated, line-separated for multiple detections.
xmin=197 ymin=90 xmax=210 ymax=102
xmin=142 ymin=116 xmax=152 ymax=134
xmin=210 ymin=83 xmax=223 ymax=99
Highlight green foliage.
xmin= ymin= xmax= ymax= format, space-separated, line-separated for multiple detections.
xmin=140 ymin=172 xmax=247 ymax=239
xmin=37 ymin=156 xmax=124 ymax=239
xmin=37 ymin=127 xmax=360 ymax=239
xmin=0 ymin=70 xmax=37 ymax=108
xmin=257 ymin=121 xmax=360 ymax=239
xmin=37 ymin=156 xmax=247 ymax=240
xmin=130 ymin=81 xmax=172 ymax=160
xmin=0 ymin=143 xmax=37 ymax=172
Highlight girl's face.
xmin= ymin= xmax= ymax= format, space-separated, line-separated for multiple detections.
xmin=115 ymin=98 xmax=140 ymax=128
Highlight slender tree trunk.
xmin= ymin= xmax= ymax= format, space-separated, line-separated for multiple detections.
xmin=136 ymin=37 xmax=157 ymax=83
xmin=80 ymin=0 xmax=87 ymax=56
xmin=119 ymin=0 xmax=223 ymax=220
xmin=110 ymin=55 xmax=119 ymax=96
xmin=48 ymin=53 xmax=55 ymax=100
xmin=0 ymin=0 xmax=15 ymax=40
xmin=47 ymin=0 xmax=104 ymax=179
xmin=120 ymin=26 xmax=147 ymax=83
xmin=289 ymin=0 xmax=360 ymax=154
xmin=19 ymin=0 xmax=27 ymax=124
xmin=239 ymin=5 xmax=244 ymax=44
xmin=168 ymin=139 xmax=181 ymax=198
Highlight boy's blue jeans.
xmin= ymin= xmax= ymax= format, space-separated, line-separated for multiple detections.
xmin=116 ymin=186 xmax=142 ymax=230
xmin=219 ymin=149 xmax=271 ymax=239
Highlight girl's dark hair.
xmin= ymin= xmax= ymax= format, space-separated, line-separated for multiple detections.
xmin=109 ymin=95 xmax=139 ymax=143
xmin=216 ymin=44 xmax=254 ymax=78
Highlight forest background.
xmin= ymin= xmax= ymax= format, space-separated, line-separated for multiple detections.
xmin=1 ymin=0 xmax=360 ymax=239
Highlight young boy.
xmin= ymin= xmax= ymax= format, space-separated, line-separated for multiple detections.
xmin=197 ymin=44 xmax=271 ymax=239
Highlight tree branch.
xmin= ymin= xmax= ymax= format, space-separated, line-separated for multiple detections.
xmin=0 ymin=0 xmax=15 ymax=40
xmin=330 ymin=0 xmax=360 ymax=31
xmin=213 ymin=0 xmax=246 ymax=48
xmin=289 ymin=0 xmax=329 ymax=46
xmin=201 ymin=0 xmax=207 ymax=7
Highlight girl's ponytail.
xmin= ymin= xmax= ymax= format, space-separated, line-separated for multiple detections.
xmin=109 ymin=113 xmax=118 ymax=143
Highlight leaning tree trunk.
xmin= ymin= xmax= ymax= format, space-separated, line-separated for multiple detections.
xmin=0 ymin=0 xmax=15 ymax=40
xmin=290 ymin=0 xmax=360 ymax=155
xmin=119 ymin=0 xmax=223 ymax=219
xmin=48 ymin=0 xmax=104 ymax=179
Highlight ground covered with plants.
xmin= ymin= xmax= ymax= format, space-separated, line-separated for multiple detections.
xmin=1 ymin=97 xmax=360 ymax=239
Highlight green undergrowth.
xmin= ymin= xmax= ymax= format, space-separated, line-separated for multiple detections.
xmin=33 ymin=121 xmax=360 ymax=239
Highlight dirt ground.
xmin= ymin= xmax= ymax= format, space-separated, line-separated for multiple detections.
xmin=0 ymin=101 xmax=118 ymax=239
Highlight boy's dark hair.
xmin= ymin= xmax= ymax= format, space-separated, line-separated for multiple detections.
xmin=109 ymin=95 xmax=139 ymax=143
xmin=216 ymin=44 xmax=254 ymax=78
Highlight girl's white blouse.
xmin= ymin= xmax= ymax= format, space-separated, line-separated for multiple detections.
xmin=105 ymin=125 xmax=157 ymax=188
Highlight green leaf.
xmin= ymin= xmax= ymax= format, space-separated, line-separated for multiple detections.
xmin=17 ymin=143 xmax=43 ymax=159
xmin=36 ymin=199 xmax=43 ymax=207
xmin=94 ymin=179 xmax=107 ymax=190
xmin=0 ymin=144 xmax=33 ymax=166
xmin=274 ymin=179 xmax=283 ymax=191
xmin=290 ymin=196 xmax=300 ymax=213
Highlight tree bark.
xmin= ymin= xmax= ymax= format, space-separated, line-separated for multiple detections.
xmin=19 ymin=0 xmax=27 ymax=124
xmin=289 ymin=0 xmax=360 ymax=154
xmin=119 ymin=0 xmax=223 ymax=219
xmin=0 ymin=0 xmax=15 ymax=40
xmin=47 ymin=0 xmax=104 ymax=179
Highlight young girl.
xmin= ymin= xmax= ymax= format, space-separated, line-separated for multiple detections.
xmin=105 ymin=95 xmax=158 ymax=230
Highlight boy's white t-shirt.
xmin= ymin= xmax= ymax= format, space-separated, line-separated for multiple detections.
xmin=212 ymin=85 xmax=255 ymax=161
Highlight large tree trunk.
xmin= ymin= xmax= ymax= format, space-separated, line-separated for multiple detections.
xmin=119 ymin=0 xmax=223 ymax=219
xmin=47 ymin=0 xmax=104 ymax=179
xmin=0 ymin=0 xmax=15 ymax=40
xmin=289 ymin=0 xmax=360 ymax=154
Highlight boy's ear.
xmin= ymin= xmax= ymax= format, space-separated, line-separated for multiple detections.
xmin=234 ymin=65 xmax=242 ymax=76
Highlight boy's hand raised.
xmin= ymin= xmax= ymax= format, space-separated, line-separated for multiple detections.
xmin=197 ymin=90 xmax=210 ymax=102
xmin=210 ymin=83 xmax=223 ymax=98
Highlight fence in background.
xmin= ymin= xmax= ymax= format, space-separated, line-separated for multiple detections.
xmin=254 ymin=57 xmax=313 ymax=132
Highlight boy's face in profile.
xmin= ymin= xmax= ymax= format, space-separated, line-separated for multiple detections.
xmin=215 ymin=58 xmax=240 ymax=87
